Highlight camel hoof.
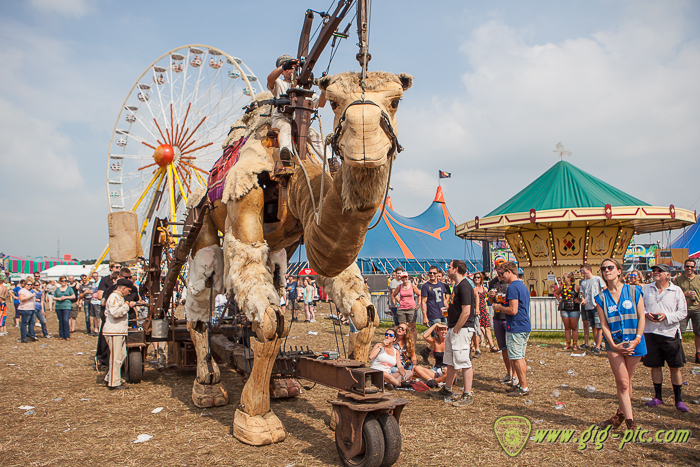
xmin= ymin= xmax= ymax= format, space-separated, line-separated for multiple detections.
xmin=270 ymin=377 xmax=301 ymax=399
xmin=233 ymin=409 xmax=286 ymax=445
xmin=192 ymin=380 xmax=229 ymax=408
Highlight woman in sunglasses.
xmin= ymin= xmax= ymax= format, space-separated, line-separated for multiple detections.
xmin=413 ymin=323 xmax=449 ymax=388
xmin=369 ymin=329 xmax=409 ymax=389
xmin=625 ymin=270 xmax=643 ymax=286
xmin=594 ymin=258 xmax=646 ymax=431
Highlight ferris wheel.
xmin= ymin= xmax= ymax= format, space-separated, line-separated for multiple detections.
xmin=106 ymin=44 xmax=262 ymax=255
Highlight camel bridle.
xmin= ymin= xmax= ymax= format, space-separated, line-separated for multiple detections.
xmin=329 ymin=98 xmax=403 ymax=162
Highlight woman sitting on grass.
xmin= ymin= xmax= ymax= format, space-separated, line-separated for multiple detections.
xmin=413 ymin=322 xmax=449 ymax=388
xmin=369 ymin=328 xmax=410 ymax=389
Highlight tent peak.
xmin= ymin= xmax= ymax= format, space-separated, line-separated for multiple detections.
xmin=434 ymin=186 xmax=445 ymax=204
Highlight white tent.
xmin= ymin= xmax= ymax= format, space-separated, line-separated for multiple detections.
xmin=40 ymin=264 xmax=110 ymax=282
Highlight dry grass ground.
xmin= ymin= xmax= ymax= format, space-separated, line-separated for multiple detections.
xmin=1 ymin=303 xmax=698 ymax=466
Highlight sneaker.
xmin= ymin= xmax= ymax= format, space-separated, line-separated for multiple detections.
xmin=473 ymin=350 xmax=481 ymax=358
xmin=508 ymin=386 xmax=530 ymax=397
xmin=593 ymin=347 xmax=601 ymax=355
xmin=419 ymin=346 xmax=431 ymax=365
xmin=309 ymin=319 xmax=317 ymax=323
xmin=581 ymin=344 xmax=590 ymax=349
xmin=430 ymin=387 xmax=453 ymax=399
xmin=499 ymin=375 xmax=512 ymax=384
xmin=645 ymin=397 xmax=664 ymax=407
xmin=425 ymin=379 xmax=438 ymax=389
xmin=303 ymin=320 xmax=310 ymax=323
xmin=676 ymin=401 xmax=689 ymax=412
xmin=511 ymin=377 xmax=519 ymax=387
xmin=19 ymin=339 xmax=28 ymax=343
xmin=29 ymin=337 xmax=38 ymax=342
xmin=564 ymin=345 xmax=572 ymax=350
xmin=452 ymin=392 xmax=473 ymax=407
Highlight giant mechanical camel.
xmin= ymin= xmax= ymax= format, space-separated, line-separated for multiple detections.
xmin=182 ymin=70 xmax=413 ymax=444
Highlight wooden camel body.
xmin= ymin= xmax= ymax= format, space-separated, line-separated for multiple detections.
xmin=183 ymin=71 xmax=412 ymax=445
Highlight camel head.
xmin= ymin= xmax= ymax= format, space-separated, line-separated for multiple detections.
xmin=320 ymin=71 xmax=412 ymax=168
xmin=320 ymin=71 xmax=412 ymax=211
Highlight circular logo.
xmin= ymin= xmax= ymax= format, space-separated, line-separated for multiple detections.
xmin=622 ymin=300 xmax=633 ymax=310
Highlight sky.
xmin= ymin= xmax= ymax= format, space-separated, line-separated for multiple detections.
xmin=1 ymin=0 xmax=699 ymax=260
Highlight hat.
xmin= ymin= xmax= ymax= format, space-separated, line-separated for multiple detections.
xmin=276 ymin=55 xmax=294 ymax=68
xmin=116 ymin=278 xmax=134 ymax=288
xmin=651 ymin=264 xmax=670 ymax=273
xmin=399 ymin=271 xmax=409 ymax=277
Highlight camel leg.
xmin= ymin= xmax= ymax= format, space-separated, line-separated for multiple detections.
xmin=317 ymin=263 xmax=379 ymax=363
xmin=224 ymin=186 xmax=286 ymax=445
xmin=188 ymin=321 xmax=229 ymax=407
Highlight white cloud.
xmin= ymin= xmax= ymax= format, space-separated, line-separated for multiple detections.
xmin=28 ymin=0 xmax=92 ymax=17
xmin=391 ymin=1 xmax=700 ymax=222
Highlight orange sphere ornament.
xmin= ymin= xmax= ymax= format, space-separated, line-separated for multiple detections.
xmin=153 ymin=144 xmax=174 ymax=167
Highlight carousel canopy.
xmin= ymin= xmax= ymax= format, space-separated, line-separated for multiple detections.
xmin=457 ymin=160 xmax=696 ymax=241
xmin=487 ymin=161 xmax=648 ymax=216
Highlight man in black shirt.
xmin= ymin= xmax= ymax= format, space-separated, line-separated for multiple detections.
xmin=430 ymin=260 xmax=476 ymax=406
xmin=488 ymin=264 xmax=516 ymax=386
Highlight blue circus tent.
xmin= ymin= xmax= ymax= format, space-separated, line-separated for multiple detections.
xmin=289 ymin=187 xmax=483 ymax=274
xmin=668 ymin=222 xmax=700 ymax=259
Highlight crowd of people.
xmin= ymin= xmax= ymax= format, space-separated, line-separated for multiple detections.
xmin=368 ymin=258 xmax=699 ymax=427
xmin=2 ymin=256 xmax=698 ymax=426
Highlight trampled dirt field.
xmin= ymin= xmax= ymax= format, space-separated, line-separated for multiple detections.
xmin=2 ymin=303 xmax=698 ymax=466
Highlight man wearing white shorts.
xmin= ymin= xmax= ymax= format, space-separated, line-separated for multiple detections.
xmin=430 ymin=260 xmax=476 ymax=407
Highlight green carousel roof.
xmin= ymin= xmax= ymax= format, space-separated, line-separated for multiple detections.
xmin=487 ymin=160 xmax=649 ymax=216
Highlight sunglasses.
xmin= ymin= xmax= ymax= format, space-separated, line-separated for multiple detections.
xmin=428 ymin=272 xmax=436 ymax=275
xmin=685 ymin=266 xmax=695 ymax=269
xmin=385 ymin=333 xmax=395 ymax=338
xmin=629 ymin=274 xmax=637 ymax=278
xmin=397 ymin=327 xmax=406 ymax=332
xmin=600 ymin=265 xmax=616 ymax=272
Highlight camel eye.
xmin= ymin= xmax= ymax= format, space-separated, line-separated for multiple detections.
xmin=329 ymin=100 xmax=338 ymax=110
xmin=390 ymin=99 xmax=401 ymax=110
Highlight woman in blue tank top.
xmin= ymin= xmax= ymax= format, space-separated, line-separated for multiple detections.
xmin=594 ymin=258 xmax=646 ymax=432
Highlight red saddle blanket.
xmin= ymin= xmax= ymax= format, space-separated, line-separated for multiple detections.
xmin=207 ymin=136 xmax=247 ymax=203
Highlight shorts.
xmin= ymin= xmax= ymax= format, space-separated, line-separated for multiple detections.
xmin=642 ymin=332 xmax=685 ymax=368
xmin=89 ymin=303 xmax=100 ymax=317
xmin=560 ymin=310 xmax=580 ymax=319
xmin=506 ymin=332 xmax=530 ymax=360
xmin=493 ymin=319 xmax=507 ymax=349
xmin=444 ymin=326 xmax=474 ymax=370
xmin=431 ymin=366 xmax=446 ymax=378
xmin=70 ymin=302 xmax=80 ymax=319
xmin=1 ymin=315 xmax=5 ymax=326
xmin=582 ymin=308 xmax=601 ymax=328
xmin=397 ymin=308 xmax=416 ymax=324
xmin=681 ymin=309 xmax=700 ymax=336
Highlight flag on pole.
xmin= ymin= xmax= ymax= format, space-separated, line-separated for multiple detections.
xmin=439 ymin=170 xmax=451 ymax=179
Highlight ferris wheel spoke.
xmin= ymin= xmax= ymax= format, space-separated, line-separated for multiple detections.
xmin=173 ymin=165 xmax=189 ymax=205
xmin=131 ymin=167 xmax=165 ymax=212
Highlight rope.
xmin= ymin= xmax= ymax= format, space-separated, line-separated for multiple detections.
xmin=367 ymin=155 xmax=393 ymax=231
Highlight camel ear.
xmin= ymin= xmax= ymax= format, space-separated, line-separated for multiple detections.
xmin=397 ymin=73 xmax=413 ymax=91
xmin=318 ymin=75 xmax=333 ymax=91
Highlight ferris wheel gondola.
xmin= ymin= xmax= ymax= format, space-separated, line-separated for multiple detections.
xmin=105 ymin=44 xmax=262 ymax=256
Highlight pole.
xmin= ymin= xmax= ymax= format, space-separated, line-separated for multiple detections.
xmin=482 ymin=240 xmax=491 ymax=273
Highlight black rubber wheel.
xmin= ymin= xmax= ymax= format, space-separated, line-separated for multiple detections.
xmin=337 ymin=416 xmax=385 ymax=467
xmin=378 ymin=413 xmax=402 ymax=466
xmin=127 ymin=348 xmax=143 ymax=384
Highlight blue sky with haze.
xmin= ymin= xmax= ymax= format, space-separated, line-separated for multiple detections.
xmin=1 ymin=0 xmax=698 ymax=259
